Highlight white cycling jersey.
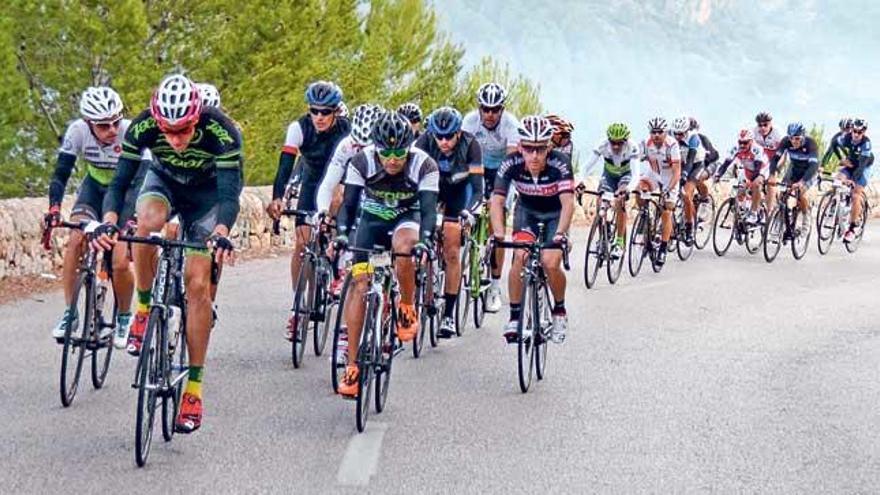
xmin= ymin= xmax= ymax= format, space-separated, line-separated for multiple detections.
xmin=639 ymin=135 xmax=681 ymax=198
xmin=59 ymin=119 xmax=153 ymax=185
xmin=316 ymin=135 xmax=364 ymax=213
xmin=753 ymin=126 xmax=783 ymax=159
xmin=461 ymin=110 xmax=519 ymax=170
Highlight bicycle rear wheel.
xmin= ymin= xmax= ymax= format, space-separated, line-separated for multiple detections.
xmin=412 ymin=269 xmax=427 ymax=359
xmin=628 ymin=212 xmax=648 ymax=277
xmin=375 ymin=299 xmax=395 ymax=413
xmin=312 ymin=261 xmax=332 ymax=356
xmin=60 ymin=272 xmax=90 ymax=407
xmin=290 ymin=257 xmax=314 ymax=369
xmin=534 ymin=284 xmax=550 ymax=381
xmin=694 ymin=195 xmax=715 ymax=249
xmin=744 ymin=208 xmax=765 ymax=254
xmin=763 ymin=208 xmax=784 ymax=263
xmin=473 ymin=250 xmax=490 ymax=328
xmin=844 ymin=196 xmax=868 ymax=253
xmin=162 ymin=308 xmax=187 ymax=443
xmin=676 ymin=221 xmax=694 ymax=261
xmin=429 ymin=260 xmax=442 ymax=348
xmin=356 ymin=294 xmax=378 ymax=433
xmin=584 ymin=218 xmax=603 ymax=288
xmin=712 ymin=199 xmax=736 ymax=256
xmin=135 ymin=307 xmax=162 ymax=467
xmin=330 ymin=274 xmax=351 ymax=393
xmin=516 ymin=279 xmax=535 ymax=394
xmin=90 ymin=277 xmax=116 ymax=389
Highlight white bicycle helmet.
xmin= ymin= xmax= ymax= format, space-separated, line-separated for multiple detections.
xmin=477 ymin=82 xmax=507 ymax=108
xmin=150 ymin=74 xmax=202 ymax=130
xmin=351 ymin=104 xmax=382 ymax=146
xmin=647 ymin=117 xmax=668 ymax=132
xmin=79 ymin=86 xmax=124 ymax=123
xmin=196 ymin=83 xmax=221 ymax=108
xmin=671 ymin=116 xmax=690 ymax=134
xmin=336 ymin=101 xmax=349 ymax=118
xmin=517 ymin=115 xmax=554 ymax=144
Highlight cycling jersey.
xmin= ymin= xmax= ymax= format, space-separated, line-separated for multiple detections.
xmin=676 ymin=131 xmax=707 ymax=165
xmin=337 ymin=146 xmax=440 ymax=243
xmin=315 ymin=135 xmax=364 ymax=213
xmin=716 ymin=143 xmax=769 ymax=181
xmin=641 ymin=135 xmax=681 ymax=172
xmin=837 ymin=134 xmax=874 ymax=186
xmin=822 ymin=130 xmax=848 ymax=166
xmin=104 ymin=106 xmax=243 ymax=231
xmin=273 ymin=115 xmax=351 ymax=200
xmin=753 ymin=126 xmax=784 ymax=162
xmin=461 ymin=110 xmax=519 ymax=170
xmin=553 ymin=140 xmax=574 ymax=159
xmin=585 ymin=139 xmax=640 ymax=178
xmin=413 ymin=131 xmax=483 ymax=215
xmin=493 ymin=149 xmax=574 ymax=213
xmin=49 ymin=119 xmax=153 ymax=207
xmin=698 ymin=133 xmax=719 ymax=165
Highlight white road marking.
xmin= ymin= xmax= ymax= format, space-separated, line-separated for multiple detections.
xmin=336 ymin=422 xmax=388 ymax=486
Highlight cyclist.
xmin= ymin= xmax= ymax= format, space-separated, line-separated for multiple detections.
xmin=462 ymin=82 xmax=519 ymax=313
xmin=267 ymin=81 xmax=351 ymax=341
xmin=836 ymin=118 xmax=873 ymax=242
xmin=46 ymin=86 xmax=148 ymax=348
xmin=671 ymin=116 xmax=707 ymax=245
xmin=491 ymin=115 xmax=574 ymax=344
xmin=580 ymin=122 xmax=639 ymax=259
xmin=397 ymin=102 xmax=423 ymax=137
xmin=822 ymin=117 xmax=853 ymax=170
xmin=545 ymin=114 xmax=575 ymax=158
xmin=771 ymin=122 xmax=820 ymax=231
xmin=713 ymin=129 xmax=770 ymax=224
xmin=93 ymin=74 xmax=241 ymax=434
xmin=332 ymin=111 xmax=439 ymax=397
xmin=637 ymin=117 xmax=681 ymax=266
xmin=414 ymin=106 xmax=483 ymax=338
xmin=754 ymin=112 xmax=784 ymax=212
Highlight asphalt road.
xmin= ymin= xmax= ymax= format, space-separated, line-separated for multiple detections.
xmin=1 ymin=226 xmax=879 ymax=493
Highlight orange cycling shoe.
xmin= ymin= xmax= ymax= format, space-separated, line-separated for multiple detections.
xmin=174 ymin=392 xmax=203 ymax=434
xmin=338 ymin=364 xmax=359 ymax=397
xmin=396 ymin=303 xmax=419 ymax=342
xmin=126 ymin=310 xmax=150 ymax=356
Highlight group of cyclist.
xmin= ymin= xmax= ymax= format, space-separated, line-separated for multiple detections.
xmin=43 ymin=72 xmax=873 ymax=434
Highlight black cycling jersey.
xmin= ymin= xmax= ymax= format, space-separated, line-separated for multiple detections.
xmin=493 ymin=149 xmax=574 ymax=213
xmin=837 ymin=134 xmax=874 ymax=183
xmin=822 ymin=130 xmax=847 ymax=166
xmin=413 ymin=130 xmax=483 ymax=208
xmin=273 ymin=115 xmax=351 ymax=199
xmin=698 ymin=133 xmax=719 ymax=164
xmin=337 ymin=146 xmax=440 ymax=243
xmin=773 ymin=136 xmax=819 ymax=177
xmin=104 ymin=107 xmax=243 ymax=228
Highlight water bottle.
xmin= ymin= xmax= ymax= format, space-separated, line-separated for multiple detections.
xmin=168 ymin=305 xmax=182 ymax=350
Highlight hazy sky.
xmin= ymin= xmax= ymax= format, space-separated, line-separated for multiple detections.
xmin=436 ymin=0 xmax=880 ymax=156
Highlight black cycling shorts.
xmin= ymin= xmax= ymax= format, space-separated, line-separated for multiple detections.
xmin=598 ymin=173 xmax=632 ymax=193
xmin=138 ymin=169 xmax=218 ymax=245
xmin=351 ymin=210 xmax=420 ymax=263
xmin=439 ymin=180 xmax=468 ymax=221
xmin=73 ymin=164 xmax=146 ymax=227
xmin=294 ymin=166 xmax=323 ymax=226
xmin=512 ymin=206 xmax=560 ymax=243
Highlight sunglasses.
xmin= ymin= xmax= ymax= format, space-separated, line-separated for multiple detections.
xmin=521 ymin=145 xmax=548 ymax=155
xmin=480 ymin=106 xmax=503 ymax=115
xmin=378 ymin=148 xmax=408 ymax=159
xmin=609 ymin=139 xmax=627 ymax=146
xmin=852 ymin=129 xmax=865 ymax=135
xmin=309 ymin=107 xmax=335 ymax=116
xmin=433 ymin=132 xmax=457 ymax=142
xmin=93 ymin=120 xmax=122 ymax=131
xmin=738 ymin=140 xmax=751 ymax=146
xmin=650 ymin=130 xmax=665 ymax=135
xmin=758 ymin=122 xmax=771 ymax=128
xmin=674 ymin=132 xmax=686 ymax=138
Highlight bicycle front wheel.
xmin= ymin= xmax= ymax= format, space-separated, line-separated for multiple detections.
xmin=534 ymin=284 xmax=550 ymax=381
xmin=356 ymin=294 xmax=378 ymax=433
xmin=628 ymin=212 xmax=648 ymax=277
xmin=135 ymin=307 xmax=162 ymax=467
xmin=60 ymin=272 xmax=90 ymax=407
xmin=584 ymin=218 xmax=603 ymax=288
xmin=312 ymin=261 xmax=332 ymax=356
xmin=90 ymin=277 xmax=116 ymax=390
xmin=694 ymin=195 xmax=715 ymax=249
xmin=330 ymin=274 xmax=352 ymax=393
xmin=816 ymin=192 xmax=836 ymax=255
xmin=712 ymin=199 xmax=736 ymax=257
xmin=844 ymin=196 xmax=868 ymax=253
xmin=290 ymin=257 xmax=314 ymax=369
xmin=763 ymin=208 xmax=784 ymax=263
xmin=791 ymin=206 xmax=812 ymax=260
xmin=516 ymin=279 xmax=535 ymax=394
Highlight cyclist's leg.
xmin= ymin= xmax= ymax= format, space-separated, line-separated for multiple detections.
xmin=133 ymin=172 xmax=171 ymax=308
xmin=345 ymin=214 xmax=391 ymax=363
xmin=766 ymin=164 xmax=779 ymax=213
xmin=540 ymin=214 xmax=565 ymax=304
xmin=615 ymin=175 xmax=632 ymax=239
xmin=507 ymin=208 xmax=533 ymax=321
xmin=750 ymin=176 xmax=764 ymax=214
xmin=62 ymin=177 xmax=104 ymax=305
xmin=392 ymin=219 xmax=419 ymax=306
xmin=660 ymin=172 xmax=676 ymax=242
xmin=484 ymin=168 xmax=505 ymax=280
xmin=439 ymin=184 xmax=466 ymax=319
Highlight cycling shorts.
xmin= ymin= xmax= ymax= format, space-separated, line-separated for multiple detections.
xmin=351 ymin=210 xmax=420 ymax=263
xmin=138 ymin=170 xmax=218 ymax=247
xmin=512 ymin=206 xmax=560 ymax=243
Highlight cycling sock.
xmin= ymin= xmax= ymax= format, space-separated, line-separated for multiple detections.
xmin=443 ymin=293 xmax=457 ymax=318
xmin=509 ymin=303 xmax=522 ymax=322
xmin=615 ymin=235 xmax=625 ymax=247
xmin=553 ymin=300 xmax=566 ymax=316
xmin=186 ymin=366 xmax=204 ymax=399
xmin=136 ymin=289 xmax=151 ymax=313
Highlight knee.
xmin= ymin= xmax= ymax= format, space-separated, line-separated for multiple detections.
xmin=542 ymin=253 xmax=561 ymax=271
xmin=136 ymin=206 xmax=167 ymax=234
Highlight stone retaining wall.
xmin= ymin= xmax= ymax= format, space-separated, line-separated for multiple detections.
xmin=1 ymin=181 xmax=878 ymax=280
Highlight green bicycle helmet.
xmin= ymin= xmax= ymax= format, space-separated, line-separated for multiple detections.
xmin=606 ymin=122 xmax=631 ymax=141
